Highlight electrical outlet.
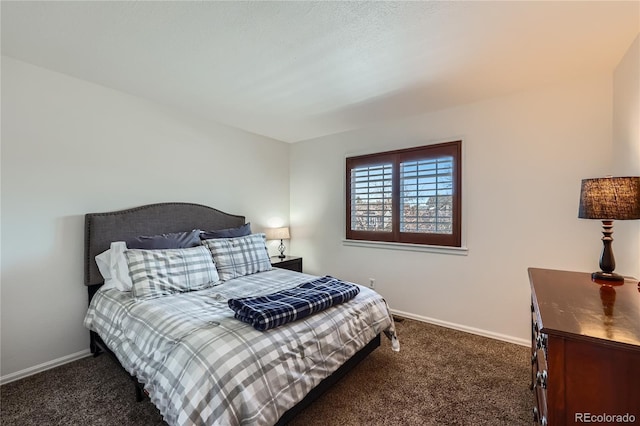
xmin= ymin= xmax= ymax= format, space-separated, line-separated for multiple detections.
xmin=369 ymin=278 xmax=376 ymax=289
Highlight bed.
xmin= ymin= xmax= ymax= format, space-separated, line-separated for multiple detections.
xmin=83 ymin=202 xmax=398 ymax=425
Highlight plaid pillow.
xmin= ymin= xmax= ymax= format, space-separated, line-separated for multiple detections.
xmin=126 ymin=246 xmax=220 ymax=300
xmin=202 ymin=233 xmax=272 ymax=281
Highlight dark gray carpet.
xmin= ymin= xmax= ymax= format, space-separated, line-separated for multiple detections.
xmin=1 ymin=318 xmax=532 ymax=425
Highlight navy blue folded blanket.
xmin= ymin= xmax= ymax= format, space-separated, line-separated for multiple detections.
xmin=228 ymin=276 xmax=360 ymax=331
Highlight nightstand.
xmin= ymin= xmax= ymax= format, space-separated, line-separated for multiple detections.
xmin=270 ymin=256 xmax=302 ymax=273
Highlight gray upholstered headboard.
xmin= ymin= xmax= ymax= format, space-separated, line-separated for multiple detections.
xmin=84 ymin=202 xmax=245 ymax=286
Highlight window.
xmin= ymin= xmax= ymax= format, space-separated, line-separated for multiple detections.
xmin=346 ymin=141 xmax=461 ymax=247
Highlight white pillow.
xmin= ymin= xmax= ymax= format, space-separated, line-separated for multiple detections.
xmin=95 ymin=241 xmax=133 ymax=292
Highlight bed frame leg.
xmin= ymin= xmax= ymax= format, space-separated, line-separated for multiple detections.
xmin=135 ymin=383 xmax=144 ymax=402
xmin=132 ymin=377 xmax=146 ymax=402
xmin=90 ymin=331 xmax=102 ymax=357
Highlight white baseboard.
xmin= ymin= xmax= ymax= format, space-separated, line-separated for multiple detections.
xmin=1 ymin=349 xmax=92 ymax=386
xmin=390 ymin=309 xmax=529 ymax=347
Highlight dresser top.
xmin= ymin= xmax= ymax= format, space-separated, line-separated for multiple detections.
xmin=529 ymin=268 xmax=640 ymax=349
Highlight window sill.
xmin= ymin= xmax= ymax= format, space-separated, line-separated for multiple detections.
xmin=342 ymin=239 xmax=468 ymax=255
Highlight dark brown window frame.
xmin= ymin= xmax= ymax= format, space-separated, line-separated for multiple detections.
xmin=346 ymin=141 xmax=462 ymax=247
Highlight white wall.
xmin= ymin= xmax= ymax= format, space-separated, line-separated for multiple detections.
xmin=0 ymin=57 xmax=291 ymax=380
xmin=613 ymin=34 xmax=640 ymax=280
xmin=290 ymin=75 xmax=614 ymax=344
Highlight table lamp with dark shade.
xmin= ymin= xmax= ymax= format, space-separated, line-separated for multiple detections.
xmin=578 ymin=176 xmax=640 ymax=282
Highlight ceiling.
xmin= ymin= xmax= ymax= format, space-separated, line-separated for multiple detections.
xmin=2 ymin=1 xmax=638 ymax=143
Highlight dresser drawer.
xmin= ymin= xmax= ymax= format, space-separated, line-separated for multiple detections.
xmin=531 ymin=302 xmax=548 ymax=425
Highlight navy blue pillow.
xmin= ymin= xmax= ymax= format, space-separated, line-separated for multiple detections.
xmin=200 ymin=223 xmax=252 ymax=240
xmin=126 ymin=229 xmax=201 ymax=249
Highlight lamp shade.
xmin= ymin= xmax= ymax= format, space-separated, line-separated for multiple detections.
xmin=578 ymin=176 xmax=640 ymax=220
xmin=265 ymin=227 xmax=290 ymax=240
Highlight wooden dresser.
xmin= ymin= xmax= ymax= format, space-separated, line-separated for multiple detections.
xmin=528 ymin=268 xmax=640 ymax=426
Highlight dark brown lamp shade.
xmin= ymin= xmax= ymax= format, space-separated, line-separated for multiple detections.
xmin=578 ymin=176 xmax=640 ymax=282
xmin=578 ymin=176 xmax=640 ymax=220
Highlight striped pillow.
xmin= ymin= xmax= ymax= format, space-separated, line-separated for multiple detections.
xmin=126 ymin=245 xmax=219 ymax=300
xmin=202 ymin=233 xmax=272 ymax=281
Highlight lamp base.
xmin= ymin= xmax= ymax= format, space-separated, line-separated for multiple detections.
xmin=277 ymin=239 xmax=286 ymax=259
xmin=592 ymin=271 xmax=624 ymax=283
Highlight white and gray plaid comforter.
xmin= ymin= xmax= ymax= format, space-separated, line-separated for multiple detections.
xmin=84 ymin=268 xmax=398 ymax=426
